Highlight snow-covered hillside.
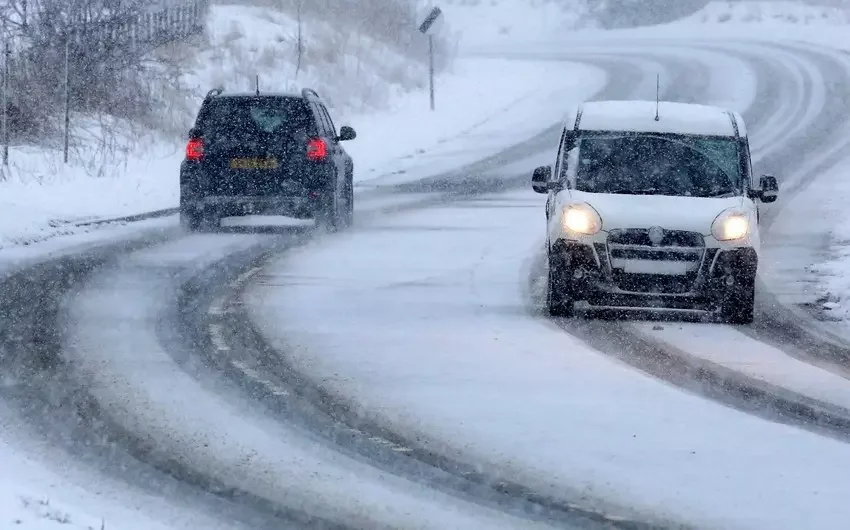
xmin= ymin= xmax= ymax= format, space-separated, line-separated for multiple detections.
xmin=441 ymin=0 xmax=588 ymax=48
xmin=681 ymin=1 xmax=850 ymax=25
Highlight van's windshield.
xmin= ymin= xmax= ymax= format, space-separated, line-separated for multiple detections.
xmin=571 ymin=134 xmax=742 ymax=198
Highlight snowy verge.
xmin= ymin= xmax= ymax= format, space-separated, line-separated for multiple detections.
xmin=244 ymin=190 xmax=850 ymax=530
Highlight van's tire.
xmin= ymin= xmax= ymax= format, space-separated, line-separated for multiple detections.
xmin=723 ymin=277 xmax=755 ymax=325
xmin=547 ymin=252 xmax=575 ymax=317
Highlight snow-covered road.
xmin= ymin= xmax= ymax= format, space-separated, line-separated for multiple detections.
xmin=8 ymin=35 xmax=850 ymax=530
xmin=242 ymin=39 xmax=850 ymax=529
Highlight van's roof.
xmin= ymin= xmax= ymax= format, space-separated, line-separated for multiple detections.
xmin=573 ymin=100 xmax=746 ymax=138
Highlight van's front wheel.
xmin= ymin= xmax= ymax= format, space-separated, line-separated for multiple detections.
xmin=547 ymin=252 xmax=575 ymax=317
xmin=722 ymin=277 xmax=755 ymax=325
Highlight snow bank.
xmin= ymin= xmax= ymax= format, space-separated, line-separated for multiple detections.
xmin=682 ymin=1 xmax=850 ymax=26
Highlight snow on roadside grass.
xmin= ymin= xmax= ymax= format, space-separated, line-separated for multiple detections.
xmin=0 ymin=135 xmax=179 ymax=250
xmin=245 ymin=190 xmax=850 ymax=530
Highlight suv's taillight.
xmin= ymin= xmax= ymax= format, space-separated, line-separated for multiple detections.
xmin=306 ymin=138 xmax=327 ymax=161
xmin=186 ymin=138 xmax=204 ymax=161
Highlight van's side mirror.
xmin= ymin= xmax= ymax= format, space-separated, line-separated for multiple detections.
xmin=337 ymin=125 xmax=356 ymax=142
xmin=759 ymin=174 xmax=779 ymax=203
xmin=532 ymin=165 xmax=552 ymax=194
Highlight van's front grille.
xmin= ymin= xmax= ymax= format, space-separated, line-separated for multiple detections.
xmin=606 ymin=228 xmax=706 ymax=294
xmin=607 ymin=228 xmax=704 ymax=248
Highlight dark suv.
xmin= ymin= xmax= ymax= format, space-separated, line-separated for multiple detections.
xmin=180 ymin=87 xmax=356 ymax=232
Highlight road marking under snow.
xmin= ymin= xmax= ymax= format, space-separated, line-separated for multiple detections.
xmin=230 ymin=360 xmax=291 ymax=397
xmin=230 ymin=266 xmax=263 ymax=289
xmin=207 ymin=296 xmax=229 ymax=316
xmin=208 ymin=324 xmax=230 ymax=352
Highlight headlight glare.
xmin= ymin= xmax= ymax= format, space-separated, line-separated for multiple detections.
xmin=562 ymin=203 xmax=602 ymax=235
xmin=711 ymin=209 xmax=750 ymax=241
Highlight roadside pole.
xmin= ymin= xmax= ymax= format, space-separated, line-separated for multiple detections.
xmin=428 ymin=35 xmax=435 ymax=111
xmin=63 ymin=35 xmax=70 ymax=164
xmin=418 ymin=6 xmax=443 ymax=112
xmin=2 ymin=37 xmax=9 ymax=167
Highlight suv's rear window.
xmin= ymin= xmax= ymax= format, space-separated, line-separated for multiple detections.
xmin=198 ymin=97 xmax=313 ymax=136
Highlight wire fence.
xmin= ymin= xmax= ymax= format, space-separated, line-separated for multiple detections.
xmin=62 ymin=0 xmax=211 ymax=52
xmin=0 ymin=0 xmax=212 ymax=167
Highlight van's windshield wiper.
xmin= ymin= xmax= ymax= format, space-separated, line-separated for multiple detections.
xmin=606 ymin=188 xmax=660 ymax=195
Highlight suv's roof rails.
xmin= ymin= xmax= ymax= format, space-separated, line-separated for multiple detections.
xmin=301 ymin=88 xmax=321 ymax=100
xmin=205 ymin=87 xmax=224 ymax=100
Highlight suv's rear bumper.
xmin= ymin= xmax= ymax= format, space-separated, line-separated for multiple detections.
xmin=551 ymin=239 xmax=757 ymax=314
xmin=181 ymin=194 xmax=322 ymax=219
xmin=180 ymin=161 xmax=334 ymax=219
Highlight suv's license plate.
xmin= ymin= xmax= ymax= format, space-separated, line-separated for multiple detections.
xmin=230 ymin=157 xmax=278 ymax=169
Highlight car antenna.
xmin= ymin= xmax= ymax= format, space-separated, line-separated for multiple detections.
xmin=255 ymin=74 xmax=260 ymax=95
xmin=655 ymin=74 xmax=660 ymax=121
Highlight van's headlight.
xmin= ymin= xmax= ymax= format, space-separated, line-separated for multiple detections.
xmin=562 ymin=203 xmax=603 ymax=235
xmin=711 ymin=208 xmax=750 ymax=241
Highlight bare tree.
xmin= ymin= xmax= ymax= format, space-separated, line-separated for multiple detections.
xmin=1 ymin=0 xmax=206 ymax=141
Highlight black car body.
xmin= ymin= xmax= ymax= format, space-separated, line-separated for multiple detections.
xmin=180 ymin=87 xmax=356 ymax=231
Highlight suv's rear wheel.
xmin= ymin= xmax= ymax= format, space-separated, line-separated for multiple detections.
xmin=341 ymin=177 xmax=354 ymax=228
xmin=722 ymin=276 xmax=755 ymax=324
xmin=547 ymin=252 xmax=574 ymax=317
xmin=315 ymin=192 xmax=340 ymax=233
xmin=181 ymin=208 xmax=220 ymax=233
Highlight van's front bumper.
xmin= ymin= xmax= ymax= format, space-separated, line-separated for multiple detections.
xmin=550 ymin=238 xmax=758 ymax=313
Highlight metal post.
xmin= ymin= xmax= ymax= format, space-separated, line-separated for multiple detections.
xmin=428 ymin=35 xmax=435 ymax=111
xmin=63 ymin=36 xmax=70 ymax=164
xmin=2 ymin=38 xmax=9 ymax=167
xmin=295 ymin=0 xmax=303 ymax=77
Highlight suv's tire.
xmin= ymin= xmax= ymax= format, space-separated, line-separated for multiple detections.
xmin=315 ymin=193 xmax=340 ymax=233
xmin=547 ymin=252 xmax=574 ymax=317
xmin=180 ymin=209 xmax=202 ymax=232
xmin=722 ymin=276 xmax=755 ymax=325
xmin=341 ymin=178 xmax=354 ymax=229
xmin=181 ymin=209 xmax=219 ymax=233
